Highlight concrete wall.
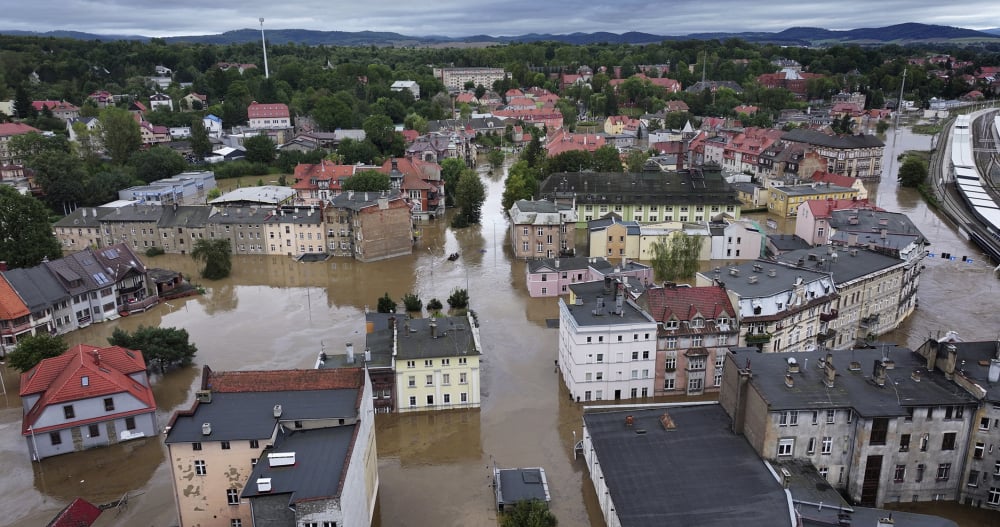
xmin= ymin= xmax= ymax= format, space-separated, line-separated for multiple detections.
xmin=28 ymin=411 xmax=156 ymax=460
xmin=169 ymin=438 xmax=264 ymax=527
xmin=249 ymin=492 xmax=296 ymax=526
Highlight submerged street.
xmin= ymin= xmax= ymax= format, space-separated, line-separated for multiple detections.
xmin=1 ymin=127 xmax=998 ymax=527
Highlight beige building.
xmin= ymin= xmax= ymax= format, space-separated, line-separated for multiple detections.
xmin=164 ymin=367 xmax=378 ymax=527
xmin=781 ymin=128 xmax=885 ymax=181
xmin=767 ymin=183 xmax=858 ymax=218
xmin=395 ymin=315 xmax=482 ymax=412
xmin=326 ymin=190 xmax=413 ymax=262
xmin=509 ymin=199 xmax=577 ymax=259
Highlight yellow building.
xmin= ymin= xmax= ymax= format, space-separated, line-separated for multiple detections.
xmin=395 ymin=314 xmax=482 ymax=412
xmin=767 ymin=183 xmax=858 ymax=218
xmin=588 ymin=218 xmax=642 ymax=262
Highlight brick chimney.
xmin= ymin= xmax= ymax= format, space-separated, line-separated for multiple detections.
xmin=823 ymin=353 xmax=836 ymax=388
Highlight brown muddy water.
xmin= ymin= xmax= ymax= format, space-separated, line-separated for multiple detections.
xmin=1 ymin=134 xmax=998 ymax=526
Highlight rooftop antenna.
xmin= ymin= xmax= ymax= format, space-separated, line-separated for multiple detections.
xmin=259 ymin=17 xmax=270 ymax=79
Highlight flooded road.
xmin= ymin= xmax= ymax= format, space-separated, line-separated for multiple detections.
xmin=1 ymin=127 xmax=998 ymax=527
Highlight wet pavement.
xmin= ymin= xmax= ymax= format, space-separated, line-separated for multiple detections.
xmin=1 ymin=130 xmax=998 ymax=526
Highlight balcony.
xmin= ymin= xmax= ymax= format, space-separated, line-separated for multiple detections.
xmin=816 ymin=329 xmax=837 ymax=343
xmin=819 ymin=309 xmax=839 ymax=322
xmin=860 ymin=315 xmax=880 ymax=329
xmin=124 ymin=295 xmax=159 ymax=313
xmin=745 ymin=332 xmax=772 ymax=345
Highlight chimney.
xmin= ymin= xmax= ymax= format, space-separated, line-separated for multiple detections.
xmin=346 ymin=342 xmax=355 ymax=364
xmin=0 ymin=261 xmax=8 ymax=272
xmin=990 ymin=359 xmax=1000 ymax=384
xmin=202 ymin=422 xmax=212 ymax=436
xmin=555 ymin=259 xmax=560 ymax=269
xmin=873 ymin=360 xmax=886 ymax=387
xmin=404 ymin=319 xmax=410 ymax=336
xmin=786 ymin=356 xmax=800 ymax=374
xmin=273 ymin=404 xmax=282 ymax=418
xmin=784 ymin=373 xmax=795 ymax=388
xmin=365 ymin=347 xmax=372 ymax=362
xmin=926 ymin=341 xmax=939 ymax=371
xmin=430 ymin=321 xmax=437 ymax=339
xmin=823 ymin=353 xmax=836 ymax=388
xmin=91 ymin=350 xmax=101 ymax=366
xmin=944 ymin=343 xmax=958 ymax=380
xmin=388 ymin=315 xmax=396 ymax=331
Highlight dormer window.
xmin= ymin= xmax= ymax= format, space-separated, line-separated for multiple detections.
xmin=691 ymin=317 xmax=705 ymax=329
xmin=664 ymin=319 xmax=679 ymax=330
xmin=717 ymin=317 xmax=729 ymax=326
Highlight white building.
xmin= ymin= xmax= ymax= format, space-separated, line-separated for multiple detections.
xmin=709 ymin=219 xmax=765 ymax=260
xmin=203 ymin=114 xmax=223 ymax=138
xmin=390 ymin=80 xmax=420 ymax=100
xmin=433 ymin=67 xmax=510 ymax=92
xmin=558 ymin=277 xmax=658 ymax=402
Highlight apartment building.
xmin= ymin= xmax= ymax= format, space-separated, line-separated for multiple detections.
xmin=508 ymin=199 xmax=577 ymax=259
xmin=558 ymin=278 xmax=658 ymax=402
xmin=326 ymin=190 xmax=413 ymax=262
xmin=781 ymin=128 xmax=885 ymax=181
xmin=767 ymin=183 xmax=859 ymax=218
xmin=394 ymin=315 xmax=482 ymax=412
xmin=433 ymin=67 xmax=509 ymax=92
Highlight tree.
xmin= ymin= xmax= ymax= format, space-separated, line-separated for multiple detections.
xmin=191 ymin=238 xmax=232 ymax=279
xmin=108 ymin=326 xmax=198 ymax=373
xmin=502 ymin=160 xmax=541 ymax=211
xmin=487 ymin=149 xmax=505 ymax=170
xmin=898 ymin=155 xmax=928 ymax=188
xmin=440 ymin=158 xmax=466 ymax=205
xmin=342 ymin=170 xmax=390 ymax=192
xmin=427 ymin=298 xmax=443 ymax=312
xmin=0 ymin=186 xmax=63 ymax=268
xmin=244 ymin=134 xmax=276 ymax=164
xmin=377 ymin=292 xmax=397 ymax=313
xmin=99 ymin=106 xmax=142 ymax=165
xmin=520 ymin=133 xmax=545 ymax=169
xmin=83 ymin=167 xmax=140 ymax=205
xmin=27 ymin=150 xmax=86 ymax=213
xmin=402 ymin=293 xmax=422 ymax=312
xmin=500 ymin=500 xmax=557 ymax=527
xmin=13 ymin=84 xmax=32 ymax=119
xmin=591 ymin=145 xmax=623 ymax=172
xmin=6 ymin=333 xmax=68 ymax=372
xmin=189 ymin=117 xmax=212 ymax=158
xmin=474 ymin=84 xmax=487 ymax=101
xmin=626 ymin=150 xmax=650 ymax=173
xmin=454 ymin=171 xmax=486 ymax=225
xmin=403 ymin=113 xmax=428 ymax=134
xmin=363 ymin=114 xmax=400 ymax=155
xmin=129 ymin=146 xmax=187 ymax=183
xmin=650 ymin=232 xmax=703 ymax=282
xmin=338 ymin=138 xmax=381 ymax=165
xmin=447 ymin=288 xmax=469 ymax=309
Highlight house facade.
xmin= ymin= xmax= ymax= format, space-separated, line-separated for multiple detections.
xmin=247 ymin=102 xmax=291 ymax=129
xmin=165 ymin=367 xmax=377 ymax=527
xmin=525 ymin=257 xmax=652 ymax=298
xmin=508 ymin=199 xmax=577 ymax=259
xmin=767 ymin=184 xmax=859 ymax=218
xmin=20 ymin=344 xmax=157 ymax=460
xmin=325 ymin=190 xmax=413 ymax=262
xmin=558 ymin=278 xmax=658 ymax=402
xmin=781 ymin=128 xmax=885 ymax=181
xmin=394 ymin=315 xmax=482 ymax=412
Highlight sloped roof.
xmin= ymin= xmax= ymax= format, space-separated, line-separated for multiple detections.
xmin=3 ymin=266 xmax=69 ymax=312
xmin=248 ymin=102 xmax=290 ymax=119
xmin=638 ymin=284 xmax=736 ymax=325
xmin=0 ymin=273 xmax=30 ymax=320
xmin=0 ymin=122 xmax=40 ymax=137
xmin=47 ymin=498 xmax=101 ymax=527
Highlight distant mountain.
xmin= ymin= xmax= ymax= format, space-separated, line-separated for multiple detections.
xmin=1 ymin=23 xmax=997 ymax=47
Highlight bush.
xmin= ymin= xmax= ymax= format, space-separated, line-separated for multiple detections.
xmin=212 ymin=160 xmax=271 ymax=180
xmin=402 ymin=293 xmax=422 ymax=312
xmin=377 ymin=292 xmax=397 ymax=313
xmin=427 ymin=298 xmax=443 ymax=311
xmin=145 ymin=246 xmax=165 ymax=257
xmin=447 ymin=288 xmax=469 ymax=309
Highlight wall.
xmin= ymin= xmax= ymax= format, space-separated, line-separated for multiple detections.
xmin=170 ymin=438 xmax=264 ymax=527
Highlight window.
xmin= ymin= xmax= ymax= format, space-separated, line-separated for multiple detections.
xmin=664 ymin=377 xmax=675 ymax=390
xmin=442 ymin=359 xmax=450 ymax=366
xmin=595 ymin=372 xmax=603 ymax=381
xmin=250 ymin=439 xmax=259 ymax=449
xmin=596 ymin=353 xmax=604 ymax=363
xmin=666 ymin=337 xmax=677 ymax=349
xmin=969 ymin=470 xmax=981 ymax=488
xmin=460 ymin=372 xmax=467 ymax=384
xmin=63 ymin=405 xmax=75 ymax=419
xmin=894 ymin=465 xmax=906 ymax=483
xmin=88 ymin=424 xmax=100 ymax=438
xmin=812 ymin=411 xmax=819 ymax=425
xmin=989 ymin=488 xmax=1000 ymax=506
xmin=426 ymin=375 xmax=433 ymax=386
xmin=125 ymin=417 xmax=136 ymax=430
xmin=104 ymin=398 xmax=115 ymax=411
xmin=688 ymin=377 xmax=703 ymax=392
xmin=461 ymin=392 xmax=468 ymax=403
xmin=937 ymin=463 xmax=951 ymax=481
xmin=870 ymin=417 xmax=888 ymax=445
xmin=664 ymin=356 xmax=676 ymax=370
xmin=227 ymin=488 xmax=240 ymax=505
xmin=981 ymin=417 xmax=991 ymax=431
xmin=927 ymin=407 xmax=934 ymax=420
xmin=424 ymin=359 xmax=433 ymax=367
xmin=408 ymin=396 xmax=416 ymax=407
xmin=995 ymin=461 xmax=1000 ymax=477
xmin=920 ymin=434 xmax=929 ymax=452
xmin=899 ymin=434 xmax=910 ymax=452
xmin=975 ymin=442 xmax=986 ymax=459
xmin=231 ymin=520 xmax=243 ymax=527
xmin=408 ymin=376 xmax=416 ymax=387
xmin=941 ymin=432 xmax=956 ymax=451
xmin=821 ymin=436 xmax=832 ymax=455
xmin=406 ymin=360 xmax=415 ymax=368
xmin=819 ymin=466 xmax=829 ymax=480
xmin=426 ymin=395 xmax=434 ymax=405
xmin=692 ymin=335 xmax=703 ymax=347
xmin=631 ymin=351 xmax=638 ymax=360
xmin=806 ymin=437 xmax=816 ymax=455
xmin=443 ymin=394 xmax=451 ymax=404
xmin=195 ymin=460 xmax=207 ymax=475
xmin=442 ymin=374 xmax=450 ymax=385
xmin=221 ymin=441 xmax=231 ymax=450
xmin=916 ymin=464 xmax=925 ymax=482
xmin=192 ymin=442 xmax=202 ymax=451
xmin=778 ymin=438 xmax=794 ymax=457
xmin=826 ymin=409 xmax=835 ymax=424
xmin=905 ymin=407 xmax=914 ymax=421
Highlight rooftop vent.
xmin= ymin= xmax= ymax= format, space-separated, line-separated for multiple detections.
xmin=767 ymin=268 xmax=777 ymax=277
xmin=202 ymin=422 xmax=212 ymax=436
xmin=268 ymin=452 xmax=296 ymax=467
xmin=748 ymin=275 xmax=758 ymax=284
xmin=256 ymin=478 xmax=272 ymax=493
xmin=786 ymin=357 xmax=799 ymax=373
xmin=273 ymin=404 xmax=282 ymax=418
xmin=195 ymin=390 xmax=212 ymax=403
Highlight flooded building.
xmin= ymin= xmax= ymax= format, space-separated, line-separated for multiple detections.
xmin=508 ymin=199 xmax=577 ymax=260
xmin=395 ymin=314 xmax=482 ymax=412
xmin=325 ymin=190 xmax=413 ymax=262
xmin=164 ymin=367 xmax=377 ymax=527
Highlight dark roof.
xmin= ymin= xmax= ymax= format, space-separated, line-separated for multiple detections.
xmin=732 ymin=182 xmax=761 ymax=194
xmin=728 ymin=347 xmax=977 ymax=417
xmin=99 ymin=204 xmax=163 ymax=222
xmin=160 ymin=205 xmax=212 ymax=228
xmin=241 ymin=425 xmax=354 ymax=502
xmin=3 ymin=266 xmax=69 ymax=311
xmin=511 ymin=199 xmax=561 ymax=214
xmin=564 ymin=280 xmax=655 ymax=328
xmin=527 ymin=256 xmax=612 ymax=274
xmin=928 ymin=339 xmax=1000 ymax=402
xmin=828 ymin=209 xmax=927 ymax=244
xmin=772 ymin=184 xmax=857 ymax=197
xmin=52 ymin=207 xmax=110 ymax=228
xmin=773 ymin=247 xmax=903 ymax=285
xmin=710 ymin=259 xmax=833 ymax=299
xmin=781 ymin=128 xmax=884 ymax=149
xmin=583 ymin=405 xmax=792 ymax=527
xmin=766 ymin=234 xmax=812 ymax=252
xmin=165 ymin=389 xmax=359 ymax=443
xmin=588 ymin=215 xmax=641 ymax=235
xmin=496 ymin=468 xmax=550 ymax=506
xmin=396 ymin=316 xmax=479 ymax=360
xmin=328 ymin=189 xmax=404 ymax=211
xmin=539 ymin=169 xmax=740 ymax=207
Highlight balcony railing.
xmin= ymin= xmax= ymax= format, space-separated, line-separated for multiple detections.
xmin=124 ymin=296 xmax=159 ymax=313
xmin=819 ymin=309 xmax=839 ymax=322
xmin=745 ymin=332 xmax=772 ymax=345
xmin=816 ymin=329 xmax=837 ymax=343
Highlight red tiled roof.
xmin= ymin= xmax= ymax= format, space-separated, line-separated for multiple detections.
xmin=505 ymin=89 xmax=524 ymax=97
xmin=204 ymin=367 xmax=364 ymax=393
xmin=48 ymin=498 xmax=101 ymax=527
xmin=31 ymin=100 xmax=79 ymax=112
xmin=545 ymin=128 xmax=606 ymax=157
xmin=379 ymin=157 xmax=441 ymax=180
xmin=804 ymin=198 xmax=881 ymax=219
xmin=455 ymin=92 xmax=476 ymax=104
xmin=20 ymin=345 xmax=154 ymax=434
xmin=401 ymin=129 xmax=420 ymax=143
xmin=292 ymin=161 xmax=357 ymax=191
xmin=811 ymin=171 xmax=860 ymax=189
xmin=0 ymin=122 xmax=40 ymax=138
xmin=642 ymin=285 xmax=735 ymax=326
xmin=0 ymin=273 xmax=29 ymax=320
xmin=248 ymin=102 xmax=290 ymax=119
xmin=733 ymin=105 xmax=758 ymax=115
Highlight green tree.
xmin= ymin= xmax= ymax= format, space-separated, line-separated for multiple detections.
xmin=189 ymin=117 xmax=212 ymax=158
xmin=342 ymin=170 xmax=391 ymax=192
xmin=244 ymin=134 xmax=276 ymax=164
xmin=191 ymin=238 xmax=232 ymax=280
xmin=108 ymin=326 xmax=198 ymax=373
xmin=898 ymin=155 xmax=928 ymax=188
xmin=13 ymin=85 xmax=32 ymax=119
xmin=440 ymin=158 xmax=466 ymax=206
xmin=544 ymin=150 xmax=592 ymax=175
xmin=363 ymin=114 xmax=400 ymax=155
xmin=403 ymin=113 xmax=428 ymax=134
xmin=0 ymin=186 xmax=63 ymax=268
xmin=83 ymin=167 xmax=139 ymax=206
xmin=100 ymin=106 xmax=142 ymax=165
xmin=402 ymin=293 xmax=423 ymax=312
xmin=27 ymin=150 xmax=86 ymax=213
xmin=520 ymin=134 xmax=544 ymax=169
xmin=8 ymin=132 xmax=70 ymax=161
xmin=129 ymin=146 xmax=187 ymax=183
xmin=502 ymin=160 xmax=541 ymax=211
xmin=207 ymin=188 xmax=222 ymax=201
xmin=6 ymin=333 xmax=68 ymax=372
xmin=454 ymin=170 xmax=486 ymax=225
xmin=500 ymin=500 xmax=557 ymax=527
xmin=447 ymin=288 xmax=469 ymax=309
xmin=626 ymin=150 xmax=650 ymax=173
xmin=650 ymin=232 xmax=703 ymax=282
xmin=377 ymin=292 xmax=397 ymax=313
xmin=474 ymin=84 xmax=487 ymax=101
xmin=591 ymin=145 xmax=622 ymax=172
xmin=338 ymin=138 xmax=382 ymax=165
xmin=487 ymin=149 xmax=505 ymax=170
xmin=427 ymin=298 xmax=443 ymax=312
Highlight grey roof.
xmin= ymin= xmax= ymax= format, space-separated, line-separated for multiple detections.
xmin=209 ymin=185 xmax=295 ymax=206
xmin=828 ymin=209 xmax=927 ymax=244
xmin=319 ymin=314 xmax=394 ymax=370
xmin=496 ymin=468 xmax=549 ymax=505
xmin=512 ymin=199 xmax=561 ymax=214
xmin=781 ymin=128 xmax=885 ymax=149
xmin=564 ymin=280 xmax=655 ymax=327
xmin=241 ymin=425 xmax=354 ymax=502
xmin=711 ymin=260 xmax=833 ymax=298
xmin=773 ymin=247 xmax=902 ymax=285
xmin=830 ymin=231 xmax=920 ymax=254
xmin=587 ymin=215 xmax=641 ymax=235
xmin=52 ymin=207 xmax=111 ymax=228
xmin=164 ymin=390 xmax=359 ymax=443
xmin=930 ymin=339 xmax=1000 ymax=402
xmin=583 ymin=405 xmax=792 ymax=527
xmin=767 ymin=234 xmax=812 ymax=252
xmin=396 ymin=316 xmax=479 ymax=360
xmin=207 ymin=206 xmax=274 ymax=225
xmin=527 ymin=256 xmax=612 ymax=274
xmin=685 ymin=80 xmax=744 ymax=93
xmin=539 ymin=168 xmax=741 ymax=207
xmin=100 ymin=204 xmax=163 ymax=222
xmin=328 ymin=189 xmax=404 ymax=212
xmin=773 ymin=184 xmax=857 ymax=197
xmin=727 ymin=347 xmax=977 ymax=417
xmin=43 ymin=257 xmax=88 ymax=295
xmin=732 ymin=182 xmax=761 ymax=194
xmin=159 ymin=205 xmax=212 ymax=228
xmin=3 ymin=266 xmax=69 ymax=311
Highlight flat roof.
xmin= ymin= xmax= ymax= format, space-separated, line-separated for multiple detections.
xmin=209 ymin=185 xmax=295 ymax=205
xmin=241 ymin=425 xmax=354 ymax=502
xmin=774 ymin=247 xmax=902 ymax=285
xmin=705 ymin=260 xmax=833 ymax=299
xmin=565 ymin=280 xmax=655 ymax=327
xmin=396 ymin=316 xmax=479 ymax=360
xmin=584 ymin=405 xmax=793 ymax=527
xmin=496 ymin=468 xmax=550 ymax=507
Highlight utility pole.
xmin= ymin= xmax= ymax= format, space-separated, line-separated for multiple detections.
xmin=260 ymin=18 xmax=269 ymax=79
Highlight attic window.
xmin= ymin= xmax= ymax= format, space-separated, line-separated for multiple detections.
xmin=81 ymin=376 xmax=89 ymax=386
xmin=664 ymin=319 xmax=679 ymax=329
xmin=691 ymin=317 xmax=705 ymax=328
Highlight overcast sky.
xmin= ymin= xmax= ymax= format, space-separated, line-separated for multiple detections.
xmin=4 ymin=1 xmax=999 ymax=38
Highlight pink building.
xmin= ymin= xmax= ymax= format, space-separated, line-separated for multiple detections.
xmin=794 ymin=198 xmax=880 ymax=245
xmin=525 ymin=257 xmax=652 ymax=297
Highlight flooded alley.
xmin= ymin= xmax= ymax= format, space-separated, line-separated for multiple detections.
xmin=1 ymin=127 xmax=998 ymax=527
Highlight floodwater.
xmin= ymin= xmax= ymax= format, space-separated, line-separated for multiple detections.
xmin=1 ymin=128 xmax=998 ymax=527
